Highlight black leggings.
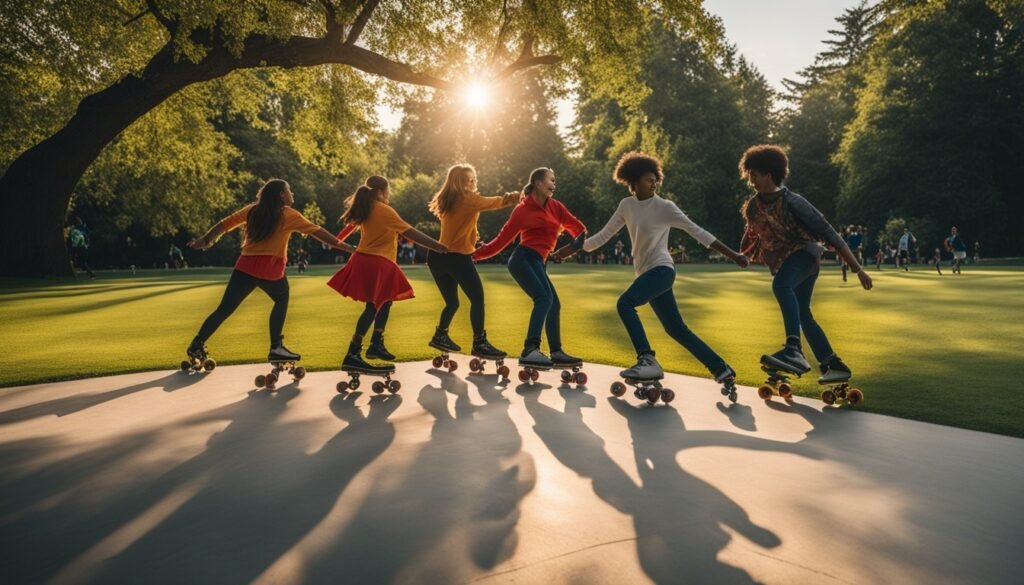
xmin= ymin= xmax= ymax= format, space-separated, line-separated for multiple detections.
xmin=355 ymin=301 xmax=392 ymax=338
xmin=427 ymin=251 xmax=486 ymax=334
xmin=197 ymin=269 xmax=289 ymax=348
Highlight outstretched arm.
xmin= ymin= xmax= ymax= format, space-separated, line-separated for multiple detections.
xmin=188 ymin=221 xmax=228 ymax=250
xmin=311 ymin=227 xmax=356 ymax=253
xmin=837 ymin=244 xmax=873 ymax=290
xmin=402 ymin=228 xmax=448 ymax=254
xmin=472 ymin=208 xmax=523 ymax=261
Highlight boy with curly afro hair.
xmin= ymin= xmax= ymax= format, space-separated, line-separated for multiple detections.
xmin=561 ymin=151 xmax=748 ymax=395
xmin=738 ymin=144 xmax=872 ymax=385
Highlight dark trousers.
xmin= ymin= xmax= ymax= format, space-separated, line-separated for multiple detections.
xmin=197 ymin=269 xmax=289 ymax=348
xmin=772 ymin=251 xmax=835 ymax=362
xmin=617 ymin=265 xmax=725 ymax=375
xmin=506 ymin=246 xmax=562 ymax=352
xmin=354 ymin=301 xmax=393 ymax=338
xmin=427 ymin=251 xmax=486 ymax=334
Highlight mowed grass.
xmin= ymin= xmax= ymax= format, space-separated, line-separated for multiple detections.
xmin=1 ymin=263 xmax=1022 ymax=437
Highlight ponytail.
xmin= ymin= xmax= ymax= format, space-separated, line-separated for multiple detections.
xmin=523 ymin=167 xmax=552 ymax=196
xmin=341 ymin=175 xmax=389 ymax=226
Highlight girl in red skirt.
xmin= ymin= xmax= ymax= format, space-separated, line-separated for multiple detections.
xmin=328 ymin=176 xmax=448 ymax=372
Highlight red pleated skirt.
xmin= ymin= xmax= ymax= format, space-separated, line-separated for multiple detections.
xmin=326 ymin=251 xmax=414 ymax=307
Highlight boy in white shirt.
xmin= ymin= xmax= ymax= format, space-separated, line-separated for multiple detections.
xmin=561 ymin=152 xmax=748 ymax=384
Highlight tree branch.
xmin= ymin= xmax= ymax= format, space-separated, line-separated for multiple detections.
xmin=144 ymin=0 xmax=177 ymax=36
xmin=492 ymin=34 xmax=561 ymax=81
xmin=321 ymin=0 xmax=342 ymax=43
xmin=487 ymin=0 xmax=512 ymax=70
xmin=344 ymin=0 xmax=380 ymax=46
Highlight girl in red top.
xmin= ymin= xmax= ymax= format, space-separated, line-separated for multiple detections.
xmin=473 ymin=167 xmax=586 ymax=369
xmin=186 ymin=178 xmax=352 ymax=364
xmin=328 ymin=176 xmax=447 ymax=372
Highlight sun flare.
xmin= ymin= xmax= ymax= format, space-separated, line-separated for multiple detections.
xmin=464 ymin=83 xmax=490 ymax=109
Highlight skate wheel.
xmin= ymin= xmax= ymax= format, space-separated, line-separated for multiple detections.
xmin=266 ymin=372 xmax=278 ymax=386
xmin=574 ymin=372 xmax=587 ymax=385
xmin=448 ymin=361 xmax=458 ymax=372
xmin=821 ymin=389 xmax=836 ymax=405
xmin=846 ymin=388 xmax=864 ymax=405
xmin=518 ymin=369 xmax=530 ymax=382
xmin=645 ymin=387 xmax=661 ymax=404
xmin=728 ymin=391 xmax=738 ymax=404
xmin=255 ymin=374 xmax=266 ymax=387
xmin=497 ymin=365 xmax=510 ymax=378
xmin=721 ymin=386 xmax=730 ymax=396
xmin=203 ymin=358 xmax=216 ymax=371
xmin=180 ymin=360 xmax=191 ymax=372
xmin=611 ymin=381 xmax=627 ymax=397
xmin=530 ymin=369 xmax=539 ymax=381
xmin=349 ymin=379 xmax=360 ymax=390
xmin=660 ymin=389 xmax=676 ymax=404
xmin=470 ymin=358 xmax=482 ymax=372
xmin=561 ymin=370 xmax=572 ymax=383
xmin=293 ymin=366 xmax=306 ymax=380
xmin=757 ymin=385 xmax=774 ymax=400
xmin=432 ymin=356 xmax=443 ymax=368
xmin=389 ymin=380 xmax=401 ymax=393
xmin=372 ymin=381 xmax=385 ymax=394
xmin=336 ymin=381 xmax=349 ymax=393
xmin=778 ymin=382 xmax=793 ymax=398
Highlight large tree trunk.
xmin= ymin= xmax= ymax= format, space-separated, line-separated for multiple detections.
xmin=0 ymin=45 xmax=218 ymax=277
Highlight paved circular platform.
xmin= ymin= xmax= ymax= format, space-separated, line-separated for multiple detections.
xmin=1 ymin=360 xmax=1021 ymax=584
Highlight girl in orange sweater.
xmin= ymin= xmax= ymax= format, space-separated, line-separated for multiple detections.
xmin=328 ymin=176 xmax=448 ymax=373
xmin=426 ymin=164 xmax=520 ymax=360
xmin=186 ymin=178 xmax=352 ymax=365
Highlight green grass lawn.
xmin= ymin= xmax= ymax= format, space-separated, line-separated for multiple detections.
xmin=1 ymin=263 xmax=1022 ymax=437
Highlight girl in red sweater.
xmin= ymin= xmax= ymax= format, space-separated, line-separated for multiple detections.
xmin=473 ymin=167 xmax=586 ymax=369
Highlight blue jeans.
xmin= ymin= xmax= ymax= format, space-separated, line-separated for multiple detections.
xmin=507 ymin=246 xmax=562 ymax=352
xmin=617 ymin=266 xmax=725 ymax=375
xmin=772 ymin=251 xmax=835 ymax=362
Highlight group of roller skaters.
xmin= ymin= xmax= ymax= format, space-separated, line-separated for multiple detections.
xmin=182 ymin=144 xmax=873 ymax=405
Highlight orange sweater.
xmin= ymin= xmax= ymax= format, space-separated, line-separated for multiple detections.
xmin=221 ymin=205 xmax=320 ymax=257
xmin=337 ymin=201 xmax=412 ymax=262
xmin=438 ymin=192 xmax=520 ymax=254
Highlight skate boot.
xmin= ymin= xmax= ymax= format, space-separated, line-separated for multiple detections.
xmin=187 ymin=337 xmax=207 ymax=360
xmin=181 ymin=337 xmax=217 ymax=373
xmin=268 ymin=342 xmax=301 ymax=362
xmin=550 ymin=349 xmax=583 ymax=367
xmin=761 ymin=343 xmax=811 ymax=374
xmin=342 ymin=349 xmax=394 ymax=374
xmin=818 ymin=355 xmax=852 ymax=384
xmin=472 ymin=333 xmax=507 ymax=359
xmin=429 ymin=327 xmax=461 ymax=352
xmin=620 ymin=353 xmax=663 ymax=380
xmin=366 ymin=331 xmax=396 ymax=361
xmin=519 ymin=346 xmax=553 ymax=369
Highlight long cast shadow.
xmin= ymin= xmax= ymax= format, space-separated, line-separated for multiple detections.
xmin=523 ymin=390 xmax=821 ymax=584
xmin=302 ymin=370 xmax=535 ymax=583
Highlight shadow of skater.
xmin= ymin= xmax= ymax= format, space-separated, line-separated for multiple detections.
xmin=85 ymin=386 xmax=401 ymax=585
xmin=524 ymin=390 xmax=821 ymax=585
xmin=717 ymin=401 xmax=757 ymax=432
xmin=304 ymin=370 xmax=535 ymax=583
xmin=0 ymin=371 xmax=204 ymax=425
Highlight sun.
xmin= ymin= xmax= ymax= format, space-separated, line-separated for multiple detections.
xmin=464 ymin=83 xmax=490 ymax=110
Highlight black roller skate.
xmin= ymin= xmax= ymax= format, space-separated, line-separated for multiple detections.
xmin=255 ymin=339 xmax=305 ymax=390
xmin=429 ymin=327 xmax=460 ymax=372
xmin=337 ymin=349 xmax=400 ymax=395
xmin=180 ymin=337 xmax=216 ymax=374
xmin=551 ymin=349 xmax=587 ymax=387
xmin=468 ymin=332 xmax=510 ymax=383
xmin=817 ymin=355 xmax=863 ymax=406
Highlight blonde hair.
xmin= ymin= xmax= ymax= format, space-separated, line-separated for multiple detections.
xmin=429 ymin=164 xmax=476 ymax=217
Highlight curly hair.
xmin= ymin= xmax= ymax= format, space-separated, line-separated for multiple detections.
xmin=738 ymin=144 xmax=789 ymax=186
xmin=613 ymin=151 xmax=663 ymax=187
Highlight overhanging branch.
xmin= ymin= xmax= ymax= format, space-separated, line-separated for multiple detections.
xmin=345 ymin=0 xmax=380 ymax=46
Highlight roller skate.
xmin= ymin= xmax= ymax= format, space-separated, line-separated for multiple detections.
xmin=817 ymin=355 xmax=863 ymax=406
xmin=468 ymin=332 xmax=511 ymax=383
xmin=254 ymin=340 xmax=305 ymax=390
xmin=517 ymin=346 xmax=552 ymax=384
xmin=336 ymin=350 xmax=400 ymax=395
xmin=551 ymin=349 xmax=587 ymax=387
xmin=757 ymin=344 xmax=810 ymax=403
xmin=366 ymin=331 xmax=396 ymax=361
xmin=716 ymin=364 xmax=738 ymax=404
xmin=429 ymin=327 xmax=460 ymax=373
xmin=180 ymin=337 xmax=216 ymax=374
xmin=610 ymin=354 xmax=674 ymax=404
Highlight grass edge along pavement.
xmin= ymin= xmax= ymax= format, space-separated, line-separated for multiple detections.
xmin=1 ymin=264 xmax=1022 ymax=437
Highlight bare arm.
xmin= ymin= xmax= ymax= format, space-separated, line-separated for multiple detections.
xmin=837 ymin=244 xmax=873 ymax=290
xmin=402 ymin=228 xmax=448 ymax=254
xmin=188 ymin=222 xmax=228 ymax=250
xmin=311 ymin=227 xmax=356 ymax=254
xmin=709 ymin=240 xmax=748 ymax=268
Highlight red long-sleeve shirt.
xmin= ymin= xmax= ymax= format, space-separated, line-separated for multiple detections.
xmin=472 ymin=195 xmax=586 ymax=262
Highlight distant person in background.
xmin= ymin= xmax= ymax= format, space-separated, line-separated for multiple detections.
xmin=68 ymin=217 xmax=95 ymax=279
xmin=973 ymin=240 xmax=981 ymax=264
xmin=850 ymin=226 xmax=864 ymax=263
xmin=169 ymin=243 xmax=185 ymax=269
xmin=931 ymin=247 xmax=943 ymax=275
xmin=897 ymin=228 xmax=916 ymax=271
xmin=945 ymin=226 xmax=967 ymax=274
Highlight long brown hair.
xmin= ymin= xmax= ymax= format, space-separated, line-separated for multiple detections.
xmin=245 ymin=179 xmax=288 ymax=243
xmin=429 ymin=164 xmax=475 ymax=217
xmin=341 ymin=176 xmax=389 ymax=225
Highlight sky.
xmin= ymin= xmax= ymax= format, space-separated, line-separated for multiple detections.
xmin=377 ymin=0 xmax=866 ymax=133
